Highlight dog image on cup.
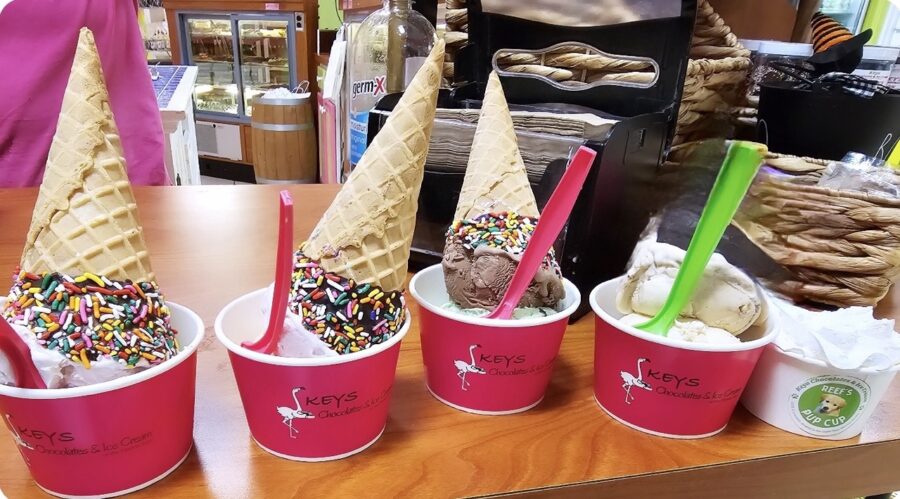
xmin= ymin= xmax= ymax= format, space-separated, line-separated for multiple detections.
xmin=816 ymin=394 xmax=847 ymax=417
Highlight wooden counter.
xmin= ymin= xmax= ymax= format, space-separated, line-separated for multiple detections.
xmin=0 ymin=185 xmax=898 ymax=498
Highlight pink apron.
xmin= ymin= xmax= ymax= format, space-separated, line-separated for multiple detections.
xmin=0 ymin=0 xmax=170 ymax=187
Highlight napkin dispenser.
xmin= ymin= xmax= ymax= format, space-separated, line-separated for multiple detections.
xmin=366 ymin=0 xmax=696 ymax=317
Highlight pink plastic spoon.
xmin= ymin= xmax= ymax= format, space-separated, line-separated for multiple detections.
xmin=0 ymin=318 xmax=46 ymax=389
xmin=487 ymin=146 xmax=598 ymax=320
xmin=242 ymin=190 xmax=294 ymax=353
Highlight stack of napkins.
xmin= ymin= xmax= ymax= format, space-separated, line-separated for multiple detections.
xmin=423 ymin=110 xmax=617 ymax=180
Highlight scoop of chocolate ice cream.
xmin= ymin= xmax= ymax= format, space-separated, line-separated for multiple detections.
xmin=442 ymin=212 xmax=566 ymax=309
xmin=442 ymin=239 xmax=564 ymax=309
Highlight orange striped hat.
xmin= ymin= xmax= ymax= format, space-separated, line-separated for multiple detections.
xmin=810 ymin=12 xmax=854 ymax=53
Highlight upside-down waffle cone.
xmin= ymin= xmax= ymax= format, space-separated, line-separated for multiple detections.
xmin=303 ymin=40 xmax=445 ymax=291
xmin=454 ymin=71 xmax=539 ymax=221
xmin=20 ymin=28 xmax=154 ymax=283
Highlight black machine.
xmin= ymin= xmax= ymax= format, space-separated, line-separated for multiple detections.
xmin=368 ymin=0 xmax=698 ymax=317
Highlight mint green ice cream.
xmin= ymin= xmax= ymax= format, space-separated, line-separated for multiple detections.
xmin=442 ymin=302 xmax=558 ymax=320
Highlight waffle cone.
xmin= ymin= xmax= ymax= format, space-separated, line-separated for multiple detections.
xmin=20 ymin=28 xmax=154 ymax=283
xmin=304 ymin=40 xmax=445 ymax=291
xmin=454 ymin=71 xmax=538 ymax=220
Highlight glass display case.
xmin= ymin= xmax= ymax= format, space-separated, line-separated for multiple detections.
xmin=820 ymin=0 xmax=869 ymax=34
xmin=179 ymin=13 xmax=297 ymax=120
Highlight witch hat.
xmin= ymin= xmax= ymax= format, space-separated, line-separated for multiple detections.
xmin=807 ymin=11 xmax=872 ymax=75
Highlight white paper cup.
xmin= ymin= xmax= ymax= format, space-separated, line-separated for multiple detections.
xmin=741 ymin=344 xmax=900 ymax=440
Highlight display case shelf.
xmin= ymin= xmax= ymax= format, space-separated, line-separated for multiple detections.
xmin=193 ymin=59 xmax=235 ymax=64
xmin=242 ymin=62 xmax=290 ymax=69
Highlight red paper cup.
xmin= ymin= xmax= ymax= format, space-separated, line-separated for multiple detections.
xmin=215 ymin=289 xmax=410 ymax=461
xmin=589 ymin=277 xmax=777 ymax=438
xmin=0 ymin=301 xmax=204 ymax=498
xmin=409 ymin=265 xmax=581 ymax=415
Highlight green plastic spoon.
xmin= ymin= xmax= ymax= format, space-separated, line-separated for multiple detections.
xmin=635 ymin=141 xmax=767 ymax=336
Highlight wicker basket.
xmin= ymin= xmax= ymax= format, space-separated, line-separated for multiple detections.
xmin=669 ymin=143 xmax=900 ymax=307
xmin=443 ymin=0 xmax=468 ymax=81
xmin=443 ymin=2 xmax=658 ymax=85
xmin=675 ymin=0 xmax=751 ymax=145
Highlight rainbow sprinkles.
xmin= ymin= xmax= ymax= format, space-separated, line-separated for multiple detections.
xmin=289 ymin=250 xmax=407 ymax=355
xmin=447 ymin=211 xmax=562 ymax=274
xmin=2 ymin=270 xmax=179 ymax=369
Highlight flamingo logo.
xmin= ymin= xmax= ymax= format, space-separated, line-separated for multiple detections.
xmin=621 ymin=358 xmax=652 ymax=404
xmin=5 ymin=414 xmax=33 ymax=450
xmin=276 ymin=387 xmax=315 ymax=438
xmin=454 ymin=344 xmax=486 ymax=391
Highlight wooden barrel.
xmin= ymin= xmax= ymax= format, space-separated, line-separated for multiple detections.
xmin=250 ymin=94 xmax=318 ymax=183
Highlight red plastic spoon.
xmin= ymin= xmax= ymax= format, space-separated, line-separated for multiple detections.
xmin=0 ymin=318 xmax=47 ymax=389
xmin=486 ymin=146 xmax=598 ymax=320
xmin=242 ymin=190 xmax=294 ymax=353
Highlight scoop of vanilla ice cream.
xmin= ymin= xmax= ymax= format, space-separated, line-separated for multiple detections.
xmin=278 ymin=311 xmax=338 ymax=358
xmin=617 ymin=241 xmax=766 ymax=337
xmin=259 ymin=284 xmax=336 ymax=358
xmin=0 ymin=323 xmax=138 ymax=388
xmin=620 ymin=313 xmax=740 ymax=345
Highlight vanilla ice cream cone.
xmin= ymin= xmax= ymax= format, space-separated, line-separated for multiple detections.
xmin=304 ymin=40 xmax=445 ymax=291
xmin=454 ymin=71 xmax=539 ymax=220
xmin=20 ymin=28 xmax=154 ymax=283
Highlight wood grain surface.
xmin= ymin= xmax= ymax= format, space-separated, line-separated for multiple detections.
xmin=0 ymin=185 xmax=898 ymax=498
